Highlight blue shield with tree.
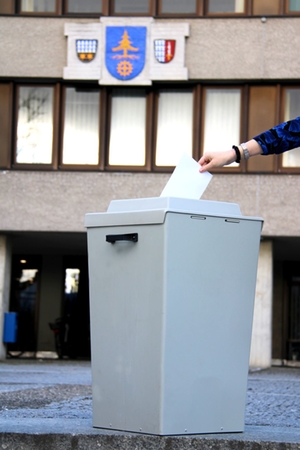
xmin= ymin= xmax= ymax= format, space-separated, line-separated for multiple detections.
xmin=105 ymin=26 xmax=147 ymax=81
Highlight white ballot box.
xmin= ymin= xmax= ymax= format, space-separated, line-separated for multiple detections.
xmin=85 ymin=197 xmax=263 ymax=436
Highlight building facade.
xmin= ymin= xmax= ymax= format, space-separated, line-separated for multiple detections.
xmin=1 ymin=0 xmax=300 ymax=366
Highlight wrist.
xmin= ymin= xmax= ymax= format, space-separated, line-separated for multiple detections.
xmin=232 ymin=145 xmax=241 ymax=163
xmin=229 ymin=148 xmax=237 ymax=164
xmin=239 ymin=143 xmax=250 ymax=160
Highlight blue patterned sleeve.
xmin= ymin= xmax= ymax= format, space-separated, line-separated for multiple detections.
xmin=253 ymin=116 xmax=300 ymax=155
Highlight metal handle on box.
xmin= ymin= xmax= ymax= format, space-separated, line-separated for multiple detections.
xmin=106 ymin=233 xmax=138 ymax=244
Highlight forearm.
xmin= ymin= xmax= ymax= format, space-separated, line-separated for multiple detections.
xmin=253 ymin=116 xmax=300 ymax=155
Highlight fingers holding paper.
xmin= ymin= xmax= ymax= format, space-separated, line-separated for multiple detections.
xmin=198 ymin=150 xmax=236 ymax=173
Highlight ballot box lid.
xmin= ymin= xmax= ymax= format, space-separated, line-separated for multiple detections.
xmin=85 ymin=197 xmax=263 ymax=228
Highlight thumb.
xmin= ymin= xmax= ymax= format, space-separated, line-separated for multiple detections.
xmin=199 ymin=162 xmax=212 ymax=173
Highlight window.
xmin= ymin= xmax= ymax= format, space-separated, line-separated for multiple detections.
xmin=108 ymin=88 xmax=147 ymax=167
xmin=65 ymin=0 xmax=102 ymax=13
xmin=282 ymin=89 xmax=300 ymax=168
xmin=207 ymin=0 xmax=245 ymax=13
xmin=20 ymin=0 xmax=56 ymax=12
xmin=155 ymin=89 xmax=194 ymax=167
xmin=288 ymin=0 xmax=300 ymax=11
xmin=62 ymin=88 xmax=100 ymax=166
xmin=10 ymin=0 xmax=300 ymax=16
xmin=112 ymin=0 xmax=149 ymax=14
xmin=160 ymin=0 xmax=197 ymax=14
xmin=16 ymin=86 xmax=54 ymax=165
xmin=4 ymin=81 xmax=300 ymax=174
xmin=202 ymin=88 xmax=241 ymax=168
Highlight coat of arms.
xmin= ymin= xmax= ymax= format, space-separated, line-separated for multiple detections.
xmin=105 ymin=26 xmax=147 ymax=80
xmin=154 ymin=39 xmax=176 ymax=63
xmin=76 ymin=39 xmax=98 ymax=62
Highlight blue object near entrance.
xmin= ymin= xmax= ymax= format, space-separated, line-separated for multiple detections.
xmin=3 ymin=312 xmax=18 ymax=343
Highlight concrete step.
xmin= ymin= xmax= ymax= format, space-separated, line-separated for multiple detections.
xmin=0 ymin=360 xmax=299 ymax=449
xmin=0 ymin=421 xmax=300 ymax=450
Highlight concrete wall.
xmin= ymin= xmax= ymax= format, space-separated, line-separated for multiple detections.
xmin=0 ymin=17 xmax=300 ymax=80
xmin=187 ymin=17 xmax=300 ymax=80
xmin=249 ymin=240 xmax=273 ymax=368
xmin=0 ymin=170 xmax=299 ymax=237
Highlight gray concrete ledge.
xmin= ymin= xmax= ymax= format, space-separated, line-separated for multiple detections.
xmin=0 ymin=361 xmax=299 ymax=449
xmin=0 ymin=423 xmax=300 ymax=450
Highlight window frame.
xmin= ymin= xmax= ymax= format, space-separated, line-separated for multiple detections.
xmin=0 ymin=0 xmax=15 ymax=14
xmin=59 ymin=84 xmax=104 ymax=171
xmin=251 ymin=0 xmax=283 ymax=16
xmin=13 ymin=83 xmax=60 ymax=170
xmin=246 ymin=84 xmax=280 ymax=173
xmin=0 ymin=83 xmax=13 ymax=169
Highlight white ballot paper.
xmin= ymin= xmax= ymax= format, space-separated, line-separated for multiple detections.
xmin=160 ymin=153 xmax=213 ymax=199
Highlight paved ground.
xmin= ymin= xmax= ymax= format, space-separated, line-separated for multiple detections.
xmin=0 ymin=359 xmax=299 ymax=449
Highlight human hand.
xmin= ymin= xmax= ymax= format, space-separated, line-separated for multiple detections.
xmin=198 ymin=149 xmax=236 ymax=172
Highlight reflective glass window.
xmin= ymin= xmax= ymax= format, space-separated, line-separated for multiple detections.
xmin=20 ymin=0 xmax=56 ymax=12
xmin=161 ymin=0 xmax=197 ymax=14
xmin=208 ymin=0 xmax=245 ymax=13
xmin=155 ymin=89 xmax=193 ymax=167
xmin=282 ymin=89 xmax=300 ymax=167
xmin=16 ymin=86 xmax=54 ymax=164
xmin=114 ymin=0 xmax=149 ymax=13
xmin=109 ymin=89 xmax=146 ymax=166
xmin=62 ymin=88 xmax=100 ymax=165
xmin=289 ymin=0 xmax=300 ymax=11
xmin=203 ymin=89 xmax=241 ymax=167
xmin=67 ymin=0 xmax=102 ymax=13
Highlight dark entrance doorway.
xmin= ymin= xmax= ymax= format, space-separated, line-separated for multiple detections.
xmin=8 ymin=255 xmax=41 ymax=356
xmin=61 ymin=256 xmax=90 ymax=358
xmin=286 ymin=263 xmax=300 ymax=361
xmin=273 ymin=238 xmax=300 ymax=364
xmin=283 ymin=262 xmax=300 ymax=362
xmin=8 ymin=232 xmax=90 ymax=359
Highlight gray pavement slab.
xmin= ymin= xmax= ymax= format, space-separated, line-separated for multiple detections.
xmin=0 ymin=360 xmax=300 ymax=449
